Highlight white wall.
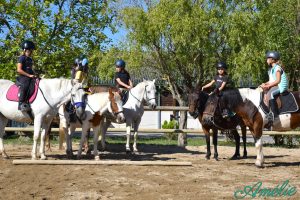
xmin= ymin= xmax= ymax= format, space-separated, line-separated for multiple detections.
xmin=112 ymin=111 xmax=202 ymax=129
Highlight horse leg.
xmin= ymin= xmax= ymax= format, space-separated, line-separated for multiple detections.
xmin=32 ymin=117 xmax=42 ymax=160
xmin=212 ymin=129 xmax=218 ymax=161
xmin=125 ymin=121 xmax=132 ymax=153
xmin=252 ymin=114 xmax=264 ymax=167
xmin=40 ymin=120 xmax=52 ymax=160
xmin=0 ymin=114 xmax=9 ymax=159
xmin=230 ymin=130 xmax=241 ymax=160
xmin=99 ymin=120 xmax=110 ymax=151
xmin=77 ymin=123 xmax=89 ymax=159
xmin=45 ymin=123 xmax=52 ymax=152
xmin=133 ymin=118 xmax=141 ymax=153
xmin=65 ymin=124 xmax=76 ymax=159
xmin=241 ymin=126 xmax=247 ymax=158
xmin=204 ymin=128 xmax=211 ymax=160
xmin=83 ymin=128 xmax=91 ymax=154
xmin=93 ymin=124 xmax=102 ymax=161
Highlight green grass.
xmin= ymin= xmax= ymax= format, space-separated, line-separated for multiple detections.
xmin=3 ymin=134 xmax=299 ymax=148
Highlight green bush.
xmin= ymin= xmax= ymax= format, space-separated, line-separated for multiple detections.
xmin=162 ymin=120 xmax=179 ymax=140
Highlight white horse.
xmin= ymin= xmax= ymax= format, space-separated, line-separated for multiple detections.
xmin=100 ymin=80 xmax=157 ymax=153
xmin=0 ymin=78 xmax=84 ymax=160
xmin=59 ymin=88 xmax=125 ymax=160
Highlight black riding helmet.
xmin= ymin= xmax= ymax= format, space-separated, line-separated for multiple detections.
xmin=216 ymin=61 xmax=227 ymax=69
xmin=266 ymin=51 xmax=280 ymax=60
xmin=21 ymin=40 xmax=35 ymax=50
xmin=115 ymin=59 xmax=126 ymax=68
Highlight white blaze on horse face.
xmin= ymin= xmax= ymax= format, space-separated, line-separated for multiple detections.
xmin=114 ymin=93 xmax=125 ymax=123
xmin=145 ymin=80 xmax=157 ymax=108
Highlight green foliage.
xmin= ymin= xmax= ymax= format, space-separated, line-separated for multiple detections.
xmin=118 ymin=0 xmax=300 ymax=94
xmin=162 ymin=120 xmax=179 ymax=140
xmin=0 ymin=0 xmax=115 ymax=80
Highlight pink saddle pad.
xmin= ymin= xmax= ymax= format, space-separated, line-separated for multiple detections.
xmin=6 ymin=79 xmax=39 ymax=103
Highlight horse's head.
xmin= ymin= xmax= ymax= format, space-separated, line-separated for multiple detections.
xmin=108 ymin=88 xmax=125 ymax=123
xmin=188 ymin=88 xmax=208 ymax=119
xmin=202 ymin=93 xmax=220 ymax=126
xmin=70 ymin=83 xmax=87 ymax=120
xmin=143 ymin=79 xmax=157 ymax=109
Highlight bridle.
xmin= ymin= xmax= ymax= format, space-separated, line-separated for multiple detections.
xmin=130 ymin=84 xmax=156 ymax=105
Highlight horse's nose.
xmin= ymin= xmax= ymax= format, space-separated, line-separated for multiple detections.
xmin=151 ymin=104 xmax=157 ymax=110
xmin=76 ymin=107 xmax=86 ymax=120
xmin=202 ymin=116 xmax=213 ymax=126
xmin=117 ymin=113 xmax=125 ymax=123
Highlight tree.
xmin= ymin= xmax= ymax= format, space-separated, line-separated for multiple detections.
xmin=117 ymin=0 xmax=300 ymax=146
xmin=0 ymin=0 xmax=115 ymax=80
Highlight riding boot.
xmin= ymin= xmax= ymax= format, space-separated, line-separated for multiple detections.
xmin=269 ymin=99 xmax=279 ymax=121
xmin=18 ymin=88 xmax=30 ymax=111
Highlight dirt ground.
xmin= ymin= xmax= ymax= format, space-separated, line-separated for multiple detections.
xmin=0 ymin=143 xmax=299 ymax=200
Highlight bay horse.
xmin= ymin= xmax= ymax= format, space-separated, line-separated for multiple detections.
xmin=0 ymin=78 xmax=84 ymax=160
xmin=188 ymin=88 xmax=247 ymax=161
xmin=59 ymin=89 xmax=125 ymax=160
xmin=99 ymin=80 xmax=157 ymax=153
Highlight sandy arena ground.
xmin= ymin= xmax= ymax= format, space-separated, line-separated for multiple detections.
xmin=0 ymin=143 xmax=299 ymax=200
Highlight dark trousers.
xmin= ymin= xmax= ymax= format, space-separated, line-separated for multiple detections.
xmin=17 ymin=76 xmax=32 ymax=103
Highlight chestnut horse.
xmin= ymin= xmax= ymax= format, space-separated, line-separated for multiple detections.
xmin=188 ymin=89 xmax=247 ymax=161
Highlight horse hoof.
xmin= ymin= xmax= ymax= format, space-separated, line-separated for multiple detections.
xmin=230 ymin=155 xmax=240 ymax=160
xmin=255 ymin=160 xmax=264 ymax=168
xmin=95 ymin=156 xmax=100 ymax=161
xmin=40 ymin=156 xmax=47 ymax=160
xmin=126 ymin=149 xmax=131 ymax=154
xmin=214 ymin=157 xmax=219 ymax=161
xmin=242 ymin=155 xmax=248 ymax=159
xmin=205 ymin=157 xmax=210 ymax=160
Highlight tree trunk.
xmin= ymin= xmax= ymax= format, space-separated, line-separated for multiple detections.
xmin=178 ymin=110 xmax=188 ymax=147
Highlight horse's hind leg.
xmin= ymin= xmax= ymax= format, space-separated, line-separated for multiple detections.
xmin=230 ymin=130 xmax=241 ymax=160
xmin=241 ymin=125 xmax=247 ymax=158
xmin=0 ymin=114 xmax=9 ymax=159
xmin=40 ymin=120 xmax=52 ymax=160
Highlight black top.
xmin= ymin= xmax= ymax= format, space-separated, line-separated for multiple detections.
xmin=214 ymin=75 xmax=228 ymax=89
xmin=115 ymin=71 xmax=130 ymax=88
xmin=18 ymin=55 xmax=34 ymax=75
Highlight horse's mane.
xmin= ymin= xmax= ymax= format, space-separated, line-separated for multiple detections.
xmin=219 ymin=88 xmax=243 ymax=110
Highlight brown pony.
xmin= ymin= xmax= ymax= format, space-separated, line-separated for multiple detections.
xmin=188 ymin=88 xmax=247 ymax=161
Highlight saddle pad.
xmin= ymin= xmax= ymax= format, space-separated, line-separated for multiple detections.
xmin=279 ymin=93 xmax=299 ymax=114
xmin=260 ymin=92 xmax=298 ymax=114
xmin=6 ymin=79 xmax=39 ymax=103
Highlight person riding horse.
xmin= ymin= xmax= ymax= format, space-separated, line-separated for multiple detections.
xmin=260 ymin=51 xmax=288 ymax=123
xmin=74 ymin=55 xmax=89 ymax=89
xmin=114 ymin=59 xmax=133 ymax=103
xmin=16 ymin=40 xmax=37 ymax=112
xmin=201 ymin=61 xmax=231 ymax=118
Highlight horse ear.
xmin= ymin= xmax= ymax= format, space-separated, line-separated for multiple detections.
xmin=153 ymin=79 xmax=156 ymax=83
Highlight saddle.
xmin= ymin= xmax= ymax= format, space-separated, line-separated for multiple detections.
xmin=6 ymin=79 xmax=39 ymax=103
xmin=260 ymin=88 xmax=299 ymax=114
